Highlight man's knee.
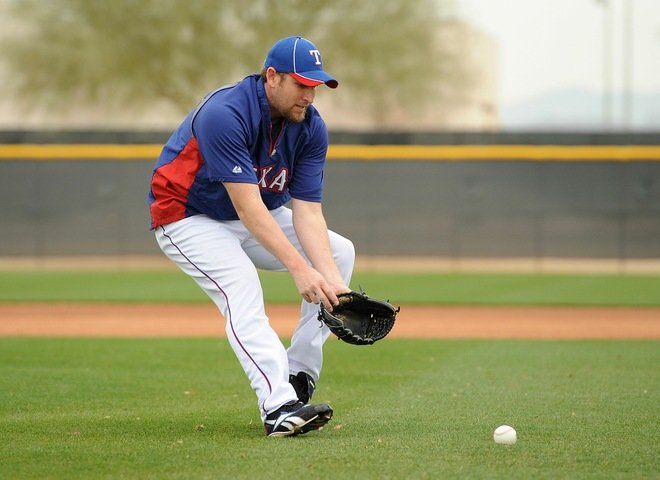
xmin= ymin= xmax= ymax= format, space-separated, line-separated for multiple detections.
xmin=332 ymin=234 xmax=355 ymax=270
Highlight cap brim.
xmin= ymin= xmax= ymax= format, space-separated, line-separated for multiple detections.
xmin=290 ymin=72 xmax=338 ymax=89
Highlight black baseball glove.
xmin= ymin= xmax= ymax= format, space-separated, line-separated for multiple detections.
xmin=318 ymin=291 xmax=399 ymax=345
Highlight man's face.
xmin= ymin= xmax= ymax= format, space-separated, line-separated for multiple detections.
xmin=266 ymin=70 xmax=317 ymax=123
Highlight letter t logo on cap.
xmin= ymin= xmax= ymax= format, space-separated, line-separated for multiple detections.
xmin=309 ymin=50 xmax=322 ymax=65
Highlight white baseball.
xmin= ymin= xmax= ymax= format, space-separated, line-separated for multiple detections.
xmin=493 ymin=425 xmax=517 ymax=445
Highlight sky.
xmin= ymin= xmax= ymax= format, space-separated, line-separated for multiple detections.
xmin=456 ymin=0 xmax=660 ymax=128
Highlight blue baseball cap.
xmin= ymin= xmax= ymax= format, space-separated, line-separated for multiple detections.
xmin=264 ymin=36 xmax=338 ymax=89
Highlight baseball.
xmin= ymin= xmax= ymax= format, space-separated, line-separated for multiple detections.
xmin=493 ymin=425 xmax=517 ymax=445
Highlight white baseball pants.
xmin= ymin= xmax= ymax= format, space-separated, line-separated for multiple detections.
xmin=154 ymin=207 xmax=355 ymax=420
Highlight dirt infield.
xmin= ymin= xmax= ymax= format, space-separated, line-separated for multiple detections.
xmin=1 ymin=303 xmax=659 ymax=339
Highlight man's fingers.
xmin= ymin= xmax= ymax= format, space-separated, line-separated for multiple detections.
xmin=326 ymin=291 xmax=339 ymax=308
xmin=322 ymin=288 xmax=342 ymax=312
xmin=295 ymin=269 xmax=342 ymax=311
xmin=320 ymin=296 xmax=334 ymax=312
xmin=312 ymin=290 xmax=331 ymax=311
xmin=309 ymin=289 xmax=335 ymax=312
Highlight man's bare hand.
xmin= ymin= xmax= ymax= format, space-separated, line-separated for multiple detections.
xmin=291 ymin=265 xmax=343 ymax=311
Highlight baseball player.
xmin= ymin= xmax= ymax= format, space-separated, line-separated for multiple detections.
xmin=148 ymin=36 xmax=354 ymax=437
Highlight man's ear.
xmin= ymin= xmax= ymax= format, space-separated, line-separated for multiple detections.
xmin=265 ymin=67 xmax=279 ymax=85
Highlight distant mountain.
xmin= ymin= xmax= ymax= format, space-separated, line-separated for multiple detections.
xmin=502 ymin=88 xmax=660 ymax=131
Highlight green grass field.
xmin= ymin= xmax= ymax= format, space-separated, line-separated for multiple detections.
xmin=1 ymin=269 xmax=658 ymax=478
xmin=1 ymin=338 xmax=657 ymax=479
xmin=1 ymin=270 xmax=659 ymax=305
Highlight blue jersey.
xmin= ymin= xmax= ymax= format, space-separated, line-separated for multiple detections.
xmin=148 ymin=74 xmax=329 ymax=228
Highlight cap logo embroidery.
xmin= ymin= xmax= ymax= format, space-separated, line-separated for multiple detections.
xmin=308 ymin=50 xmax=322 ymax=65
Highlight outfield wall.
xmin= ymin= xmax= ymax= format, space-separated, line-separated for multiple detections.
xmin=1 ymin=131 xmax=659 ymax=264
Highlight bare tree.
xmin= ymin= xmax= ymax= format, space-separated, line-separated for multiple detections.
xmin=1 ymin=0 xmax=458 ymax=123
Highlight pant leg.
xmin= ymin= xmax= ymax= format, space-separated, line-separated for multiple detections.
xmin=154 ymin=215 xmax=298 ymax=420
xmin=244 ymin=207 xmax=356 ymax=382
xmin=287 ymin=228 xmax=355 ymax=380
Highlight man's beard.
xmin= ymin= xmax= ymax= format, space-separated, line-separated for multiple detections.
xmin=281 ymin=106 xmax=307 ymax=124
